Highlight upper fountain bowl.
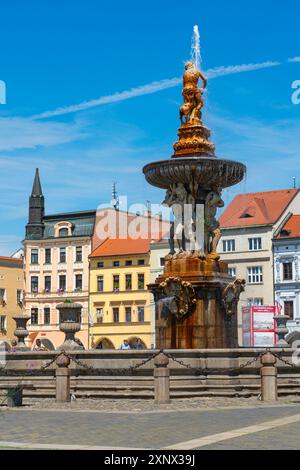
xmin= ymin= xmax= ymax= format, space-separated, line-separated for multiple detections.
xmin=143 ymin=156 xmax=246 ymax=190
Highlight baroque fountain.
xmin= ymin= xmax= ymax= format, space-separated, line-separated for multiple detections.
xmin=143 ymin=29 xmax=246 ymax=349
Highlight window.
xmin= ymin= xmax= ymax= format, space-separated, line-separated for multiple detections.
xmin=138 ymin=259 xmax=145 ymax=266
xmin=97 ymin=275 xmax=104 ymax=292
xmin=0 ymin=288 xmax=6 ymax=304
xmin=97 ymin=261 xmax=104 ymax=268
xmin=59 ymin=247 xmax=66 ymax=263
xmin=247 ymin=298 xmax=264 ymax=306
xmin=113 ymin=275 xmax=120 ymax=291
xmin=160 ymin=258 xmax=165 ymax=267
xmin=31 ymin=248 xmax=39 ymax=264
xmin=96 ymin=308 xmax=103 ymax=323
xmin=138 ymin=306 xmax=145 ymax=322
xmin=44 ymin=308 xmax=51 ymax=325
xmin=138 ymin=273 xmax=145 ymax=290
xmin=17 ymin=289 xmax=23 ymax=304
xmin=247 ymin=266 xmax=263 ymax=284
xmin=75 ymin=246 xmax=82 ymax=263
xmin=75 ymin=274 xmax=82 ymax=290
xmin=45 ymin=248 xmax=51 ymax=264
xmin=222 ymin=240 xmax=235 ymax=252
xmin=59 ymin=227 xmax=68 ymax=237
xmin=228 ymin=267 xmax=236 ymax=278
xmin=125 ymin=260 xmax=132 ymax=266
xmin=0 ymin=316 xmax=6 ymax=330
xmin=31 ymin=276 xmax=39 ymax=293
xmin=283 ymin=262 xmax=293 ymax=281
xmin=284 ymin=301 xmax=294 ymax=319
xmin=248 ymin=238 xmax=262 ymax=251
xmin=125 ymin=274 xmax=132 ymax=290
xmin=59 ymin=275 xmax=66 ymax=292
xmin=44 ymin=276 xmax=51 ymax=292
xmin=31 ymin=308 xmax=38 ymax=325
xmin=125 ymin=307 xmax=132 ymax=322
xmin=113 ymin=261 xmax=120 ymax=267
xmin=113 ymin=307 xmax=119 ymax=323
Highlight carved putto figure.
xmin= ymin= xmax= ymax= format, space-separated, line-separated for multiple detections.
xmin=180 ymin=62 xmax=207 ymax=126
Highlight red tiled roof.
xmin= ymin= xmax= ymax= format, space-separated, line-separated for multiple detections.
xmin=276 ymin=214 xmax=300 ymax=239
xmin=90 ymin=238 xmax=151 ymax=258
xmin=220 ymin=189 xmax=299 ymax=228
xmin=0 ymin=256 xmax=22 ymax=263
xmin=92 ymin=208 xmax=170 ymax=251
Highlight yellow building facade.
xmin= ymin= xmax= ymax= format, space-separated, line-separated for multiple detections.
xmin=89 ymin=238 xmax=154 ymax=349
xmin=0 ymin=256 xmax=24 ymax=347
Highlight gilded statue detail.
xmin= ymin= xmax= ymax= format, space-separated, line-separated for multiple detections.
xmin=180 ymin=62 xmax=207 ymax=126
xmin=173 ymin=62 xmax=215 ymax=157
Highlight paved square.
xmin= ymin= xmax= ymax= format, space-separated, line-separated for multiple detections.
xmin=0 ymin=404 xmax=300 ymax=449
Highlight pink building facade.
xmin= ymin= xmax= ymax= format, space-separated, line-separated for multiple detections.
xmin=23 ymin=170 xmax=95 ymax=350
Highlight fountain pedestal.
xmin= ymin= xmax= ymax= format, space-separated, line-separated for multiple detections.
xmin=150 ymin=255 xmax=243 ymax=349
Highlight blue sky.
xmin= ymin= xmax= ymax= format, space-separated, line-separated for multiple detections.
xmin=0 ymin=0 xmax=300 ymax=254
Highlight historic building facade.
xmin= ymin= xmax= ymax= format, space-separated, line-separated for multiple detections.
xmin=23 ymin=169 xmax=96 ymax=349
xmin=219 ymin=189 xmax=300 ymax=345
xmin=89 ymin=238 xmax=153 ymax=349
xmin=0 ymin=256 xmax=23 ymax=347
xmin=273 ymin=214 xmax=300 ymax=335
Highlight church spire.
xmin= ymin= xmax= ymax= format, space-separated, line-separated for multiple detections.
xmin=25 ymin=168 xmax=45 ymax=240
xmin=31 ymin=168 xmax=43 ymax=196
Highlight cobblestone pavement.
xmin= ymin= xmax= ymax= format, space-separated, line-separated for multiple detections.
xmin=18 ymin=396 xmax=300 ymax=411
xmin=0 ymin=400 xmax=300 ymax=449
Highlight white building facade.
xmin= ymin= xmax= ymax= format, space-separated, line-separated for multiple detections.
xmin=273 ymin=215 xmax=300 ymax=335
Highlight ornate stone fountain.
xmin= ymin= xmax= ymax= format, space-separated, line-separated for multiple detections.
xmin=144 ymin=57 xmax=246 ymax=349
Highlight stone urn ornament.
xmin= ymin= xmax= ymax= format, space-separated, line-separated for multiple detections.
xmin=13 ymin=315 xmax=30 ymax=351
xmin=56 ymin=302 xmax=84 ymax=351
xmin=274 ymin=314 xmax=290 ymax=348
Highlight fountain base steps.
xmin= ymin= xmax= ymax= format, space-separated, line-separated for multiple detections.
xmin=1 ymin=375 xmax=300 ymax=399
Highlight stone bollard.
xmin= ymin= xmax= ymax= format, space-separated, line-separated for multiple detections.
xmin=55 ymin=353 xmax=71 ymax=403
xmin=260 ymin=352 xmax=278 ymax=402
xmin=154 ymin=352 xmax=170 ymax=405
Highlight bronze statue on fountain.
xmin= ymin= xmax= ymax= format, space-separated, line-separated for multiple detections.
xmin=143 ymin=59 xmax=246 ymax=349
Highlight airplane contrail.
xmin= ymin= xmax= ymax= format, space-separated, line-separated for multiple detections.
xmin=32 ymin=60 xmax=281 ymax=120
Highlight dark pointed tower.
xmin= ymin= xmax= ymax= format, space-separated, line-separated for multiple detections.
xmin=25 ymin=168 xmax=45 ymax=239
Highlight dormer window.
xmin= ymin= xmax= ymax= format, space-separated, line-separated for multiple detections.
xmin=54 ymin=221 xmax=73 ymax=238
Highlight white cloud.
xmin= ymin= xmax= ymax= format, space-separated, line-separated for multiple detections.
xmin=288 ymin=57 xmax=300 ymax=63
xmin=32 ymin=61 xmax=281 ymax=119
xmin=0 ymin=117 xmax=86 ymax=151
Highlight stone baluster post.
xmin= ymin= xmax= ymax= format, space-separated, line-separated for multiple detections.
xmin=55 ymin=353 xmax=71 ymax=403
xmin=154 ymin=352 xmax=170 ymax=405
xmin=260 ymin=352 xmax=278 ymax=402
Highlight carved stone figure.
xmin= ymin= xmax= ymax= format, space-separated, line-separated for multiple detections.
xmin=222 ymin=279 xmax=246 ymax=316
xmin=163 ymin=183 xmax=190 ymax=253
xmin=205 ymin=190 xmax=224 ymax=253
xmin=180 ymin=62 xmax=207 ymax=126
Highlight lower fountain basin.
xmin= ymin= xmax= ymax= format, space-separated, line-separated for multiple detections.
xmin=143 ymin=156 xmax=246 ymax=190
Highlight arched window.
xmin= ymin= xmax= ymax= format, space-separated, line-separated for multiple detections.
xmin=59 ymin=227 xmax=69 ymax=237
xmin=95 ymin=338 xmax=115 ymax=349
